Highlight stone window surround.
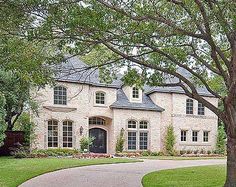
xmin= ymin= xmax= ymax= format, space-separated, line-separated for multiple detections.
xmin=126 ymin=119 xmax=150 ymax=151
xmin=54 ymin=86 xmax=67 ymax=105
xmin=46 ymin=119 xmax=75 ymax=149
xmin=94 ymin=91 xmax=107 ymax=107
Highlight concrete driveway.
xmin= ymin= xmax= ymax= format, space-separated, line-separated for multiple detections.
xmin=20 ymin=159 xmax=226 ymax=187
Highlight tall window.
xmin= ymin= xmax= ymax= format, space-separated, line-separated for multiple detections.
xmin=132 ymin=87 xmax=139 ymax=99
xmin=198 ymin=102 xmax=205 ymax=115
xmin=139 ymin=132 xmax=148 ymax=150
xmin=89 ymin=117 xmax=106 ymax=125
xmin=95 ymin=92 xmax=105 ymax=105
xmin=192 ymin=131 xmax=198 ymax=142
xmin=128 ymin=132 xmax=136 ymax=150
xmin=181 ymin=130 xmax=187 ymax=142
xmin=48 ymin=120 xmax=58 ymax=148
xmin=128 ymin=120 xmax=137 ymax=129
xmin=203 ymin=131 xmax=209 ymax=142
xmin=63 ymin=121 xmax=73 ymax=148
xmin=186 ymin=99 xmax=193 ymax=114
xmin=54 ymin=86 xmax=67 ymax=105
xmin=127 ymin=120 xmax=149 ymax=150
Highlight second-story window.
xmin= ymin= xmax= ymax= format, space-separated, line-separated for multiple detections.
xmin=95 ymin=91 xmax=105 ymax=105
xmin=54 ymin=86 xmax=67 ymax=105
xmin=198 ymin=102 xmax=205 ymax=115
xmin=186 ymin=99 xmax=193 ymax=114
xmin=132 ymin=87 xmax=139 ymax=99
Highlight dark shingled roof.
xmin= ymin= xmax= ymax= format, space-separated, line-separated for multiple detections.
xmin=145 ymin=68 xmax=213 ymax=97
xmin=110 ymin=89 xmax=164 ymax=112
xmin=54 ymin=55 xmax=122 ymax=88
xmin=53 ymin=56 xmax=214 ymax=112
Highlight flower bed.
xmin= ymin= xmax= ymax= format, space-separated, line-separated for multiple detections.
xmin=73 ymin=153 xmax=111 ymax=159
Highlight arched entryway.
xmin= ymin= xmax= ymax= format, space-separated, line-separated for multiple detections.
xmin=89 ymin=128 xmax=107 ymax=153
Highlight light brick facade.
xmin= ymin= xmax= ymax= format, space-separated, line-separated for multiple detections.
xmin=32 ymin=81 xmax=218 ymax=154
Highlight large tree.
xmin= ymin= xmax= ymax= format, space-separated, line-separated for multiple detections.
xmin=0 ymin=1 xmax=64 ymax=132
xmin=2 ymin=0 xmax=236 ymax=186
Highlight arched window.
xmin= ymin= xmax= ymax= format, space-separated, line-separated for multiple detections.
xmin=54 ymin=86 xmax=67 ymax=105
xmin=139 ymin=121 xmax=148 ymax=129
xmin=89 ymin=117 xmax=106 ymax=125
xmin=128 ymin=120 xmax=137 ymax=129
xmin=48 ymin=120 xmax=58 ymax=148
xmin=63 ymin=121 xmax=73 ymax=148
xmin=186 ymin=99 xmax=193 ymax=114
xmin=95 ymin=91 xmax=105 ymax=105
xmin=132 ymin=87 xmax=139 ymax=99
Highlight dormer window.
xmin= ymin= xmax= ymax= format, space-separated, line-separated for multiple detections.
xmin=95 ymin=91 xmax=105 ymax=105
xmin=132 ymin=87 xmax=139 ymax=99
xmin=54 ymin=86 xmax=67 ymax=105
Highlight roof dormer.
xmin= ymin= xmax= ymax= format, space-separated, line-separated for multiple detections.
xmin=122 ymin=85 xmax=142 ymax=103
xmin=131 ymin=86 xmax=142 ymax=103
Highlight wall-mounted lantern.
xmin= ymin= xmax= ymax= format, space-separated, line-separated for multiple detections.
xmin=80 ymin=126 xmax=84 ymax=135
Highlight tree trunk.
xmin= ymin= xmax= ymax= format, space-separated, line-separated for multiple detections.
xmin=225 ymin=136 xmax=236 ymax=187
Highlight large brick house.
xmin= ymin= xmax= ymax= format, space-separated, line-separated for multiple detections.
xmin=32 ymin=56 xmax=218 ymax=154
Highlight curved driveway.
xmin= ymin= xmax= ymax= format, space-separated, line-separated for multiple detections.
xmin=20 ymin=159 xmax=226 ymax=187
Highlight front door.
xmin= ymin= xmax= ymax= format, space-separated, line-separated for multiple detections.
xmin=89 ymin=128 xmax=107 ymax=153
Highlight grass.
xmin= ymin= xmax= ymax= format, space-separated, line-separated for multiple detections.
xmin=0 ymin=157 xmax=140 ymax=187
xmin=142 ymin=165 xmax=226 ymax=187
xmin=141 ymin=156 xmax=226 ymax=160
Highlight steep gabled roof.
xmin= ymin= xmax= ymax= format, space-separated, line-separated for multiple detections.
xmin=110 ymin=89 xmax=164 ymax=112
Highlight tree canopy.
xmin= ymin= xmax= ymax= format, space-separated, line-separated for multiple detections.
xmin=1 ymin=1 xmax=236 ymax=185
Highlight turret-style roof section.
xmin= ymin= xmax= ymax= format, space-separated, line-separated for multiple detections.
xmin=54 ymin=55 xmax=122 ymax=88
xmin=110 ymin=89 xmax=164 ymax=112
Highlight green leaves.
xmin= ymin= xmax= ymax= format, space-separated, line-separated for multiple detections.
xmin=0 ymin=92 xmax=6 ymax=146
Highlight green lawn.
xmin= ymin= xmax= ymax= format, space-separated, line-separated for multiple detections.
xmin=142 ymin=165 xmax=226 ymax=187
xmin=141 ymin=156 xmax=226 ymax=160
xmin=0 ymin=157 xmax=140 ymax=187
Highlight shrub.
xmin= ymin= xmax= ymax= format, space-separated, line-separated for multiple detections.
xmin=141 ymin=150 xmax=151 ymax=156
xmin=80 ymin=136 xmax=95 ymax=152
xmin=216 ymin=125 xmax=226 ymax=155
xmin=31 ymin=148 xmax=79 ymax=157
xmin=180 ymin=150 xmax=186 ymax=155
xmin=13 ymin=146 xmax=30 ymax=158
xmin=164 ymin=125 xmax=176 ymax=156
xmin=115 ymin=129 xmax=125 ymax=153
xmin=200 ymin=149 xmax=204 ymax=154
xmin=150 ymin=152 xmax=159 ymax=156
xmin=186 ymin=150 xmax=192 ymax=154
xmin=158 ymin=151 xmax=165 ymax=156
xmin=207 ymin=150 xmax=212 ymax=155
xmin=193 ymin=150 xmax=199 ymax=154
